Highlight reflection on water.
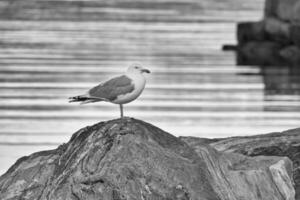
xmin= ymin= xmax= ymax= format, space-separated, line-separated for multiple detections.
xmin=234 ymin=41 xmax=300 ymax=97
xmin=238 ymin=65 xmax=300 ymax=114
xmin=1 ymin=0 xmax=300 ymax=174
xmin=262 ymin=65 xmax=300 ymax=96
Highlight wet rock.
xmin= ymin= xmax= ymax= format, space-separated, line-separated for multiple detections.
xmin=264 ymin=0 xmax=279 ymax=18
xmin=237 ymin=21 xmax=266 ymax=44
xmin=237 ymin=41 xmax=284 ymax=65
xmin=232 ymin=0 xmax=300 ymax=66
xmin=265 ymin=0 xmax=300 ymax=22
xmin=181 ymin=127 xmax=300 ymax=200
xmin=264 ymin=17 xmax=291 ymax=43
xmin=0 ymin=118 xmax=295 ymax=200
xmin=280 ymin=45 xmax=300 ymax=64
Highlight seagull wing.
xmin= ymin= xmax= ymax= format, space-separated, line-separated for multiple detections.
xmin=88 ymin=75 xmax=135 ymax=101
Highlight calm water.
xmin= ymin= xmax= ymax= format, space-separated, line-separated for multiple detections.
xmin=1 ymin=0 xmax=300 ymax=174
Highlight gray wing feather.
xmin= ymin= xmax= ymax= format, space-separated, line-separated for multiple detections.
xmin=88 ymin=75 xmax=135 ymax=101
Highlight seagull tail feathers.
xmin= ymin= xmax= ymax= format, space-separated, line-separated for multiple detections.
xmin=68 ymin=95 xmax=89 ymax=103
xmin=68 ymin=95 xmax=106 ymax=104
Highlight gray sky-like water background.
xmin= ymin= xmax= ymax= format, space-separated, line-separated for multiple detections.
xmin=0 ymin=0 xmax=300 ymax=174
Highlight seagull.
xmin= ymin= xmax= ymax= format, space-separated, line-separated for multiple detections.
xmin=69 ymin=63 xmax=150 ymax=118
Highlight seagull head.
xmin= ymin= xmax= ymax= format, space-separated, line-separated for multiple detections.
xmin=127 ymin=63 xmax=151 ymax=74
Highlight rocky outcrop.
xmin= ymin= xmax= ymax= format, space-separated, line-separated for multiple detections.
xmin=0 ymin=118 xmax=295 ymax=200
xmin=227 ymin=0 xmax=300 ymax=66
xmin=264 ymin=0 xmax=300 ymax=22
xmin=182 ymin=127 xmax=300 ymax=200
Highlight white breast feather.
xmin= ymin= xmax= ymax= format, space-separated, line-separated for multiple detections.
xmin=112 ymin=73 xmax=146 ymax=104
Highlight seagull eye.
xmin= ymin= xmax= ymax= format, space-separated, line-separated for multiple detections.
xmin=135 ymin=66 xmax=138 ymax=69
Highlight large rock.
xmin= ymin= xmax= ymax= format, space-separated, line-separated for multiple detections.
xmin=264 ymin=17 xmax=291 ymax=42
xmin=233 ymin=0 xmax=300 ymax=66
xmin=236 ymin=18 xmax=291 ymax=45
xmin=265 ymin=0 xmax=300 ymax=22
xmin=237 ymin=21 xmax=266 ymax=44
xmin=181 ymin=127 xmax=300 ymax=200
xmin=280 ymin=45 xmax=300 ymax=65
xmin=237 ymin=41 xmax=284 ymax=65
xmin=0 ymin=118 xmax=296 ymax=200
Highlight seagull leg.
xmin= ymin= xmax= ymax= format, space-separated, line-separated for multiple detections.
xmin=120 ymin=104 xmax=124 ymax=118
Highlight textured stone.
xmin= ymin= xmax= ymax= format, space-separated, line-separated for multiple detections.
xmin=236 ymin=19 xmax=292 ymax=45
xmin=265 ymin=0 xmax=300 ymax=22
xmin=237 ymin=41 xmax=284 ymax=66
xmin=264 ymin=0 xmax=280 ymax=17
xmin=264 ymin=17 xmax=291 ymax=42
xmin=0 ymin=118 xmax=295 ymax=200
xmin=237 ymin=21 xmax=266 ymax=44
xmin=182 ymin=127 xmax=300 ymax=200
xmin=276 ymin=0 xmax=299 ymax=21
xmin=280 ymin=45 xmax=300 ymax=64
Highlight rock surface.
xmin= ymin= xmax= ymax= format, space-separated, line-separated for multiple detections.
xmin=181 ymin=127 xmax=300 ymax=200
xmin=265 ymin=0 xmax=300 ymax=22
xmin=237 ymin=41 xmax=284 ymax=65
xmin=0 ymin=118 xmax=295 ymax=200
xmin=229 ymin=0 xmax=300 ymax=66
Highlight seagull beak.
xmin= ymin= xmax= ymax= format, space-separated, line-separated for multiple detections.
xmin=142 ymin=68 xmax=151 ymax=73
